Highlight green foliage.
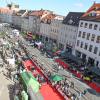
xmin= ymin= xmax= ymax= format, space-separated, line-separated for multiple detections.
xmin=0 ymin=32 xmax=6 ymax=37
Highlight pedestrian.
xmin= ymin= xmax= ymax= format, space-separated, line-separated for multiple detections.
xmin=82 ymin=89 xmax=87 ymax=95
xmin=78 ymin=92 xmax=83 ymax=100
xmin=70 ymin=81 xmax=74 ymax=88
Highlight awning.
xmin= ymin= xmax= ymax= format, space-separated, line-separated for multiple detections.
xmin=51 ymin=74 xmax=63 ymax=82
xmin=20 ymin=71 xmax=40 ymax=93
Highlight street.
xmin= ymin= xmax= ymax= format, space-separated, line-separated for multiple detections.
xmin=1 ymin=26 xmax=100 ymax=100
xmin=18 ymin=32 xmax=100 ymax=100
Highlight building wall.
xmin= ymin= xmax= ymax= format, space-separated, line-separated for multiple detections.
xmin=28 ymin=16 xmax=40 ymax=34
xmin=75 ymin=20 xmax=100 ymax=67
xmin=50 ymin=19 xmax=62 ymax=42
xmin=12 ymin=15 xmax=22 ymax=28
xmin=40 ymin=23 xmax=51 ymax=37
xmin=58 ymin=24 xmax=78 ymax=50
xmin=0 ymin=13 xmax=12 ymax=23
xmin=21 ymin=17 xmax=29 ymax=32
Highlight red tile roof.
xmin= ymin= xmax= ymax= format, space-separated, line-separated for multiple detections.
xmin=81 ymin=3 xmax=100 ymax=21
xmin=42 ymin=13 xmax=56 ymax=20
xmin=0 ymin=7 xmax=13 ymax=14
xmin=29 ymin=10 xmax=44 ymax=17
xmin=29 ymin=9 xmax=57 ymax=23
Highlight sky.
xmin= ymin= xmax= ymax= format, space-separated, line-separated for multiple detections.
xmin=0 ymin=0 xmax=100 ymax=15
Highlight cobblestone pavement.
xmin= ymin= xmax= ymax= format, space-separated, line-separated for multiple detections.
xmin=0 ymin=71 xmax=14 ymax=100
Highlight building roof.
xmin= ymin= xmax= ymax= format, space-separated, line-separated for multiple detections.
xmin=62 ymin=12 xmax=84 ymax=26
xmin=81 ymin=3 xmax=100 ymax=22
xmin=16 ymin=10 xmax=27 ymax=16
xmin=0 ymin=7 xmax=13 ymax=14
xmin=29 ymin=9 xmax=58 ymax=24
xmin=54 ymin=15 xmax=64 ymax=20
xmin=29 ymin=9 xmax=44 ymax=17
xmin=18 ymin=10 xmax=26 ymax=14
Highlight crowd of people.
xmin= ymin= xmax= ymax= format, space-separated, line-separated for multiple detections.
xmin=32 ymin=59 xmax=80 ymax=100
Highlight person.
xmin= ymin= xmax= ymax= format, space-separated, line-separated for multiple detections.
xmin=82 ymin=89 xmax=87 ymax=95
xmin=70 ymin=82 xmax=74 ymax=88
xmin=78 ymin=92 xmax=83 ymax=100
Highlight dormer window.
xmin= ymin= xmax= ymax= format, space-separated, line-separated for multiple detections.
xmin=68 ymin=19 xmax=73 ymax=24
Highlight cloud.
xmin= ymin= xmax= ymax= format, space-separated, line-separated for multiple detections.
xmin=74 ymin=3 xmax=84 ymax=8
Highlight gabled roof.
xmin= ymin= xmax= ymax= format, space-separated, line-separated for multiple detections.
xmin=63 ymin=12 xmax=84 ymax=26
xmin=16 ymin=10 xmax=27 ymax=16
xmin=81 ymin=3 xmax=100 ymax=21
xmin=17 ymin=10 xmax=26 ymax=14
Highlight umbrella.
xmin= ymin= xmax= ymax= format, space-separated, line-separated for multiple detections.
xmin=51 ymin=74 xmax=63 ymax=82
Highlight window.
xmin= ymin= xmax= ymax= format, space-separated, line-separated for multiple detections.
xmin=96 ymin=36 xmax=100 ymax=43
xmin=94 ymin=24 xmax=98 ymax=30
xmin=91 ymin=34 xmax=95 ymax=41
xmin=84 ymin=23 xmax=88 ymax=28
xmin=80 ymin=22 xmax=83 ymax=27
xmin=89 ymin=45 xmax=93 ymax=52
xmin=65 ymin=34 xmax=67 ymax=37
xmin=84 ymin=43 xmax=88 ymax=50
xmin=78 ymin=31 xmax=81 ymax=37
xmin=86 ymin=33 xmax=90 ymax=40
xmin=99 ymin=52 xmax=100 ymax=56
xmin=89 ymin=24 xmax=92 ymax=29
xmin=80 ymin=42 xmax=83 ymax=48
xmin=77 ymin=40 xmax=80 ymax=46
xmin=94 ymin=47 xmax=98 ymax=54
xmin=82 ymin=32 xmax=86 ymax=38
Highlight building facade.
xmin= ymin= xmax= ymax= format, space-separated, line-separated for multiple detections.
xmin=75 ymin=3 xmax=100 ymax=68
xmin=12 ymin=10 xmax=28 ymax=30
xmin=40 ymin=22 xmax=51 ymax=42
xmin=28 ymin=15 xmax=40 ymax=34
xmin=50 ymin=18 xmax=63 ymax=45
xmin=21 ymin=17 xmax=29 ymax=32
xmin=58 ymin=12 xmax=84 ymax=51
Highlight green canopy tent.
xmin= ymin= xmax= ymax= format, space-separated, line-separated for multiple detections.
xmin=20 ymin=71 xmax=40 ymax=93
xmin=51 ymin=74 xmax=63 ymax=82
xmin=28 ymin=78 xmax=40 ymax=93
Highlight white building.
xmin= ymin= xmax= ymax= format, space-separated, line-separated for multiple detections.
xmin=0 ymin=4 xmax=19 ymax=24
xmin=50 ymin=17 xmax=63 ymax=44
xmin=12 ymin=10 xmax=28 ymax=30
xmin=40 ymin=22 xmax=51 ymax=41
xmin=58 ymin=12 xmax=84 ymax=51
xmin=75 ymin=3 xmax=100 ymax=68
xmin=21 ymin=17 xmax=29 ymax=32
xmin=29 ymin=9 xmax=53 ymax=36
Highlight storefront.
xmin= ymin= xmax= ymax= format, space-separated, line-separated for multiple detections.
xmin=88 ymin=57 xmax=95 ymax=66
xmin=75 ymin=50 xmax=81 ymax=58
xmin=59 ymin=43 xmax=64 ymax=50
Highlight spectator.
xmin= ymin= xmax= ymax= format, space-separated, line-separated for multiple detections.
xmin=70 ymin=82 xmax=74 ymax=88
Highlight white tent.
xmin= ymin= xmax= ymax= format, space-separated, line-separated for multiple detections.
xmin=35 ymin=42 xmax=42 ymax=46
xmin=12 ymin=29 xmax=19 ymax=36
